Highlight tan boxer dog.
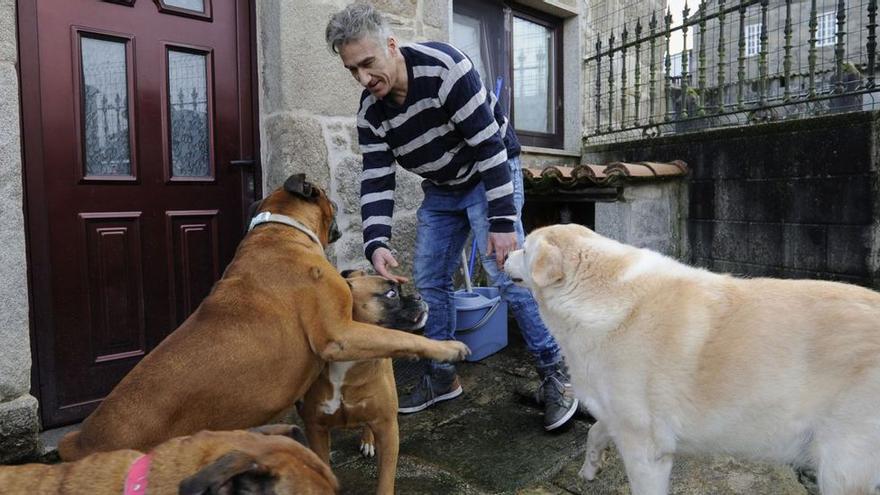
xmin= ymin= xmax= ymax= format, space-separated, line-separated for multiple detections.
xmin=58 ymin=174 xmax=469 ymax=462
xmin=0 ymin=425 xmax=337 ymax=494
xmin=299 ymin=269 xmax=426 ymax=495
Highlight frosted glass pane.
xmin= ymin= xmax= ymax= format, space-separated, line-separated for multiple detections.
xmin=513 ymin=18 xmax=554 ymax=134
xmin=168 ymin=50 xmax=209 ymax=177
xmin=82 ymin=37 xmax=131 ymax=176
xmin=164 ymin=0 xmax=204 ymax=12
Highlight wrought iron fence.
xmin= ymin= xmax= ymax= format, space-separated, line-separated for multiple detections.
xmin=585 ymin=0 xmax=880 ymax=144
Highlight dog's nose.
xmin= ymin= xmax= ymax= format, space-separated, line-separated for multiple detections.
xmin=413 ymin=292 xmax=422 ymax=301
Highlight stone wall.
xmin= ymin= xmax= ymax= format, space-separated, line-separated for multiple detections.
xmin=584 ymin=111 xmax=880 ymax=287
xmin=594 ymin=181 xmax=689 ymax=258
xmin=256 ymin=0 xmax=450 ymax=275
xmin=0 ymin=0 xmax=40 ymax=463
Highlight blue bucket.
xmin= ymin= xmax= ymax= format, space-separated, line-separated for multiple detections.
xmin=453 ymin=287 xmax=508 ymax=361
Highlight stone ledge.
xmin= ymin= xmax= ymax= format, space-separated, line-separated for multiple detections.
xmin=0 ymin=395 xmax=40 ymax=464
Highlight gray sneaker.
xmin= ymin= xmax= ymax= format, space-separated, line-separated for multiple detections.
xmin=398 ymin=363 xmax=463 ymax=414
xmin=537 ymin=362 xmax=579 ymax=431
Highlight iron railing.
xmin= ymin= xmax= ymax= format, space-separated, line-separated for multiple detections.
xmin=585 ymin=0 xmax=880 ymax=144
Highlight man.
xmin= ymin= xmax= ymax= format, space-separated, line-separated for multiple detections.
xmin=325 ymin=3 xmax=578 ymax=431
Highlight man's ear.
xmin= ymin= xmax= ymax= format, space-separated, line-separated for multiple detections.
xmin=387 ymin=35 xmax=398 ymax=54
xmin=530 ymin=238 xmax=563 ymax=287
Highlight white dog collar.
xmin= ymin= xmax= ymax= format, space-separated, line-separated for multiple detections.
xmin=248 ymin=211 xmax=323 ymax=247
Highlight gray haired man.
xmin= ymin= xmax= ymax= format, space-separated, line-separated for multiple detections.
xmin=325 ymin=3 xmax=578 ymax=431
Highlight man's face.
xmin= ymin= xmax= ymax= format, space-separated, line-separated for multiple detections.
xmin=339 ymin=36 xmax=398 ymax=100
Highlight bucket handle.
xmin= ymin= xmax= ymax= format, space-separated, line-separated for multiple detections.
xmin=456 ymin=299 xmax=502 ymax=334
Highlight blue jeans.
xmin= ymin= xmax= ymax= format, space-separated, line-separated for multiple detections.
xmin=413 ymin=156 xmax=562 ymax=368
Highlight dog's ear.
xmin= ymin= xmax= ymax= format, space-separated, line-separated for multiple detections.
xmin=530 ymin=238 xmax=563 ymax=287
xmin=341 ymin=269 xmax=367 ymax=279
xmin=283 ymin=173 xmax=316 ymax=199
xmin=248 ymin=424 xmax=309 ymax=446
xmin=179 ymin=451 xmax=275 ymax=495
xmin=246 ymin=199 xmax=263 ymax=220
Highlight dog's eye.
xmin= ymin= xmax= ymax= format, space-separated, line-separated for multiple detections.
xmin=384 ymin=289 xmax=398 ymax=299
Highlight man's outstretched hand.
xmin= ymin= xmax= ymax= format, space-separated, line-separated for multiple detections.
xmin=371 ymin=247 xmax=409 ymax=284
xmin=487 ymin=231 xmax=518 ymax=269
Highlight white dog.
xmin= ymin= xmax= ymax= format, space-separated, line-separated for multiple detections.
xmin=504 ymin=224 xmax=880 ymax=495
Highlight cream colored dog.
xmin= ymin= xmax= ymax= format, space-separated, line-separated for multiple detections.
xmin=504 ymin=224 xmax=880 ymax=495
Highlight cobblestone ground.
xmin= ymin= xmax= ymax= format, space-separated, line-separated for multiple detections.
xmin=322 ymin=325 xmax=815 ymax=495
xmin=33 ymin=324 xmax=818 ymax=495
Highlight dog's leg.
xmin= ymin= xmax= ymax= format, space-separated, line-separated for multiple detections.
xmin=371 ymin=417 xmax=399 ymax=495
xmin=315 ymin=322 xmax=469 ymax=362
xmin=579 ymin=420 xmax=612 ymax=481
xmin=615 ymin=431 xmax=673 ymax=495
xmin=304 ymin=424 xmax=332 ymax=465
xmin=359 ymin=426 xmax=375 ymax=458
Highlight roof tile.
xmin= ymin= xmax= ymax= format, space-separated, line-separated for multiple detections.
xmin=523 ymin=160 xmax=688 ymax=192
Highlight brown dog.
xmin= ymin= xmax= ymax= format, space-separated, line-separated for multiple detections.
xmin=299 ymin=270 xmax=426 ymax=495
xmin=0 ymin=425 xmax=337 ymax=494
xmin=58 ymin=174 xmax=469 ymax=461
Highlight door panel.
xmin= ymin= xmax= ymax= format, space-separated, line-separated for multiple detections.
xmin=19 ymin=0 xmax=256 ymax=427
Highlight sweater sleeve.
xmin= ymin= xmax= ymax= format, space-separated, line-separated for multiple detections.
xmin=357 ymin=96 xmax=397 ymax=261
xmin=440 ymin=48 xmax=515 ymax=233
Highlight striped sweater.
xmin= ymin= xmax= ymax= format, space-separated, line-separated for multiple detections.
xmin=357 ymin=41 xmax=521 ymax=261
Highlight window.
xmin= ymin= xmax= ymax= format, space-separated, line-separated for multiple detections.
xmin=453 ymin=1 xmax=564 ymax=149
xmin=817 ymin=12 xmax=837 ymax=47
xmin=745 ymin=23 xmax=762 ymax=57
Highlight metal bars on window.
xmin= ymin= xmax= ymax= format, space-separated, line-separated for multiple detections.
xmin=585 ymin=0 xmax=880 ymax=144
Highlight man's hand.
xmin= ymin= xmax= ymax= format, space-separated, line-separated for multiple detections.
xmin=371 ymin=247 xmax=409 ymax=283
xmin=487 ymin=232 xmax=518 ymax=269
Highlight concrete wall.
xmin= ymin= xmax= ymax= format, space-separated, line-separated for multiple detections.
xmin=585 ymin=111 xmax=880 ymax=287
xmin=594 ymin=181 xmax=689 ymax=258
xmin=0 ymin=0 xmax=40 ymax=463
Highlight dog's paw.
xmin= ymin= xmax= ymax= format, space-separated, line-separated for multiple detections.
xmin=435 ymin=340 xmax=471 ymax=362
xmin=359 ymin=440 xmax=375 ymax=458
xmin=578 ymin=451 xmax=605 ymax=481
xmin=578 ymin=462 xmax=599 ymax=481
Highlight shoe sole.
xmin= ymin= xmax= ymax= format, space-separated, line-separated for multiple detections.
xmin=544 ymin=398 xmax=579 ymax=431
xmin=397 ymin=385 xmax=463 ymax=414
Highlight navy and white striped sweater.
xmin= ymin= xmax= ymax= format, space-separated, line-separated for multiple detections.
xmin=357 ymin=41 xmax=521 ymax=261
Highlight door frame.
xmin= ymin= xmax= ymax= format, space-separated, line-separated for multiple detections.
xmin=17 ymin=0 xmax=262 ymax=428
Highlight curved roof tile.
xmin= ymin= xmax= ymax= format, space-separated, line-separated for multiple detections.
xmin=523 ymin=160 xmax=688 ymax=192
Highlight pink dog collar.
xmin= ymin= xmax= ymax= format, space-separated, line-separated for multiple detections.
xmin=123 ymin=453 xmax=152 ymax=495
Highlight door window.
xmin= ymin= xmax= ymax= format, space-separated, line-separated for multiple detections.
xmin=81 ymin=36 xmax=133 ymax=177
xmin=167 ymin=49 xmax=211 ymax=178
xmin=164 ymin=0 xmax=204 ymax=11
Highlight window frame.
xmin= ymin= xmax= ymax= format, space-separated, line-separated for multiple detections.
xmin=452 ymin=0 xmax=565 ymax=149
xmin=508 ymin=5 xmax=564 ymax=149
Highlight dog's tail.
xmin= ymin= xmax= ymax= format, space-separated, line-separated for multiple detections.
xmin=57 ymin=431 xmax=86 ymax=462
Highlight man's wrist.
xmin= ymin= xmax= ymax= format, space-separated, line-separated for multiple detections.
xmin=488 ymin=219 xmax=515 ymax=233
xmin=364 ymin=241 xmax=390 ymax=263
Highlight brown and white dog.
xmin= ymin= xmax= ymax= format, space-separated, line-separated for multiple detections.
xmin=58 ymin=174 xmax=469 ymax=462
xmin=0 ymin=425 xmax=337 ymax=494
xmin=505 ymin=224 xmax=880 ymax=495
xmin=299 ymin=269 xmax=427 ymax=495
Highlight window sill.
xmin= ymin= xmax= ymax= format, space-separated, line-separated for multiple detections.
xmin=521 ymin=145 xmax=581 ymax=158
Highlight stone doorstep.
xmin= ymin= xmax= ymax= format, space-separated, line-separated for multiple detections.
xmin=37 ymin=422 xmax=79 ymax=462
xmin=0 ymin=395 xmax=41 ymax=464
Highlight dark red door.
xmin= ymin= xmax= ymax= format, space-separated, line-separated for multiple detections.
xmin=19 ymin=0 xmax=257 ymax=428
